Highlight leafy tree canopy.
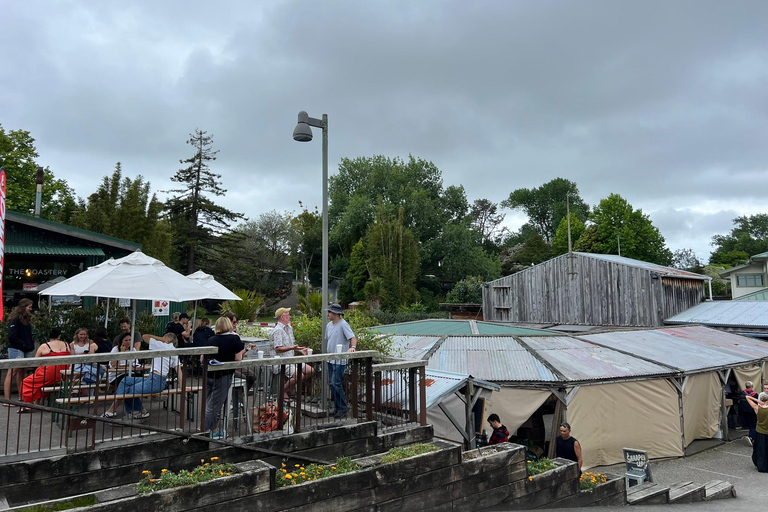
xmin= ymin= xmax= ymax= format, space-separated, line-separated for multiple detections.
xmin=469 ymin=198 xmax=507 ymax=251
xmin=500 ymin=231 xmax=552 ymax=275
xmin=428 ymin=223 xmax=501 ymax=282
xmin=552 ymin=213 xmax=586 ymax=257
xmin=710 ymin=214 xmax=768 ymax=266
xmin=671 ymin=248 xmax=704 ymax=274
xmin=574 ymin=193 xmax=672 ymax=266
xmin=445 ymin=276 xmax=484 ymax=304
xmin=0 ymin=124 xmax=76 ymax=222
xmin=501 ymin=178 xmax=588 ymax=242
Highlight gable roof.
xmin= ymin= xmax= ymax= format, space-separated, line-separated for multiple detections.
xmin=571 ymin=252 xmax=710 ymax=281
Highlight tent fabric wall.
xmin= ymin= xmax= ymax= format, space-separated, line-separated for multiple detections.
xmin=567 ymin=380 xmax=683 ymax=469
xmin=428 ymin=388 xmax=494 ymax=444
xmin=682 ymin=372 xmax=722 ymax=446
xmin=488 ymin=388 xmax=552 ymax=435
xmin=733 ymin=365 xmax=762 ymax=391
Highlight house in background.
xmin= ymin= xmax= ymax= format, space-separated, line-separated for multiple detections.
xmin=483 ymin=252 xmax=711 ymax=328
xmin=719 ymin=251 xmax=768 ymax=299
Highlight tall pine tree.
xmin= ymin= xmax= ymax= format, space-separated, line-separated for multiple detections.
xmin=165 ymin=130 xmax=244 ymax=273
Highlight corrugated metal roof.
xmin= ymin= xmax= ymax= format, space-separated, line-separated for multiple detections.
xmin=386 ymin=335 xmax=442 ymax=361
xmin=6 ymin=244 xmax=106 ymax=256
xmin=733 ymin=288 xmax=768 ymax=301
xmin=372 ymin=320 xmax=550 ymax=336
xmin=666 ymin=301 xmax=768 ymax=328
xmin=574 ymin=252 xmax=710 ymax=281
xmin=427 ymin=336 xmax=558 ymax=382
xmin=520 ymin=336 xmax=673 ymax=381
xmin=578 ymin=325 xmax=768 ymax=372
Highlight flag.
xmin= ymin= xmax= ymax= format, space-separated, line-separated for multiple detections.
xmin=0 ymin=167 xmax=6 ymax=320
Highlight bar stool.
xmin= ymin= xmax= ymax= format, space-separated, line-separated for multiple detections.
xmin=224 ymin=377 xmax=252 ymax=435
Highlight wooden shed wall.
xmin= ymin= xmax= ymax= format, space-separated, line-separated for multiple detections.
xmin=483 ymin=254 xmax=705 ymax=327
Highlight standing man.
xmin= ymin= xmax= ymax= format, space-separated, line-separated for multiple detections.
xmin=270 ymin=308 xmax=313 ymax=400
xmin=556 ymin=422 xmax=583 ymax=473
xmin=487 ymin=413 xmax=509 ymax=445
xmin=324 ymin=303 xmax=357 ymax=419
xmin=112 ymin=318 xmax=143 ymax=350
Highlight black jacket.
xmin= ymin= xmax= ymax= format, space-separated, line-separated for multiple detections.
xmin=8 ymin=319 xmax=35 ymax=353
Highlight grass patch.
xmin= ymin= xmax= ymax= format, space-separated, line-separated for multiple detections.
xmin=527 ymin=457 xmax=557 ymax=478
xmin=136 ymin=457 xmax=236 ymax=493
xmin=276 ymin=457 xmax=359 ymax=487
xmin=18 ymin=496 xmax=96 ymax=512
xmin=380 ymin=443 xmax=438 ymax=464
xmin=580 ymin=471 xmax=608 ymax=491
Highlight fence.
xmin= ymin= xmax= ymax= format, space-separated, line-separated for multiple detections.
xmin=0 ymin=347 xmax=428 ymax=459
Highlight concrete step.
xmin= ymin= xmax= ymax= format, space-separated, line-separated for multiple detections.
xmin=626 ymin=482 xmax=669 ymax=505
xmin=703 ymin=480 xmax=736 ymax=501
xmin=668 ymin=481 xmax=705 ymax=503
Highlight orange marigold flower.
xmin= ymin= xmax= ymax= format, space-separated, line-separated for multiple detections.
xmin=211 ymin=457 xmax=219 ymax=461
xmin=528 ymin=476 xmax=533 ymax=481
xmin=285 ymin=474 xmax=292 ymax=479
xmin=142 ymin=470 xmax=150 ymax=475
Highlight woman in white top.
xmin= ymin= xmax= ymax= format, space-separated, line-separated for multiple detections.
xmin=72 ymin=327 xmax=102 ymax=385
xmin=102 ymin=332 xmax=181 ymax=419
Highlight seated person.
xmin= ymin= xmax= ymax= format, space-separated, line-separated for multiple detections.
xmin=112 ymin=318 xmax=143 ymax=350
xmin=93 ymin=327 xmax=113 ymax=353
xmin=102 ymin=332 xmax=181 ymax=420
xmin=19 ymin=328 xmax=72 ymax=412
xmin=193 ymin=318 xmax=215 ymax=347
xmin=106 ymin=333 xmax=138 ymax=390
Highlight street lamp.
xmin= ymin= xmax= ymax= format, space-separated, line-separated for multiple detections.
xmin=293 ymin=110 xmax=329 ymax=406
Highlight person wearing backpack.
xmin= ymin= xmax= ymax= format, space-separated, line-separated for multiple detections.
xmin=739 ymin=381 xmax=759 ymax=445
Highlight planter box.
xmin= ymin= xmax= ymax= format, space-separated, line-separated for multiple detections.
xmin=542 ymin=474 xmax=626 ymax=508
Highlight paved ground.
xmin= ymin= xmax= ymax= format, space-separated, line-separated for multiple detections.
xmin=549 ymin=430 xmax=764 ymax=512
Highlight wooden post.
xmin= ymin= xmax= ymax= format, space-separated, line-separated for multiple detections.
xmin=374 ymin=371 xmax=382 ymax=413
xmin=200 ymin=362 xmax=208 ymax=432
xmin=179 ymin=359 xmax=187 ymax=431
xmin=365 ymin=357 xmax=373 ymax=421
xmin=277 ymin=365 xmax=285 ymax=424
xmin=351 ymin=359 xmax=359 ymax=420
xmin=294 ymin=362 xmax=302 ymax=433
xmin=408 ymin=367 xmax=417 ymax=424
xmin=465 ymin=380 xmax=475 ymax=449
xmin=419 ymin=366 xmax=427 ymax=427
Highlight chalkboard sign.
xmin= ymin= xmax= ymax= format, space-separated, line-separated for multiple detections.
xmin=623 ymin=448 xmax=652 ymax=485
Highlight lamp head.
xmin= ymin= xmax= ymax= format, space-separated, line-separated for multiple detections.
xmin=293 ymin=111 xmax=313 ymax=142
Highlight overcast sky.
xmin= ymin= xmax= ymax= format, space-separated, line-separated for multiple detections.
xmin=2 ymin=1 xmax=767 ymax=263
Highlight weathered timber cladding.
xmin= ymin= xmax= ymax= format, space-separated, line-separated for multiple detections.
xmin=484 ymin=253 xmax=705 ymax=327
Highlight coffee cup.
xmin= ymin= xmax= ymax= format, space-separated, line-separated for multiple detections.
xmin=257 ymin=350 xmax=264 ymax=359
xmin=336 ymin=344 xmax=343 ymax=353
xmin=306 ymin=348 xmax=313 ymax=355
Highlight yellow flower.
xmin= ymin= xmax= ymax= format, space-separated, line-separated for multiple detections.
xmin=211 ymin=457 xmax=219 ymax=461
xmin=219 ymin=470 xmax=224 ymax=476
xmin=282 ymin=469 xmax=287 ymax=473
xmin=201 ymin=459 xmax=205 ymax=463
xmin=527 ymin=460 xmax=531 ymax=463
xmin=295 ymin=464 xmax=300 ymax=468
xmin=282 ymin=463 xmax=286 ymax=467
xmin=319 ymin=466 xmax=323 ymax=470
xmin=161 ymin=469 xmax=168 ymax=473
xmin=300 ymin=467 xmax=305 ymax=470
xmin=142 ymin=470 xmax=150 ymax=475
xmin=331 ymin=466 xmax=336 ymax=470
xmin=300 ymin=472 xmax=305 ymax=476
xmin=292 ymin=473 xmax=298 ymax=477
xmin=150 ymin=479 xmax=156 ymax=483
xmin=528 ymin=476 xmax=533 ymax=481
xmin=285 ymin=474 xmax=292 ymax=479
xmin=307 ymin=478 xmax=311 ymax=481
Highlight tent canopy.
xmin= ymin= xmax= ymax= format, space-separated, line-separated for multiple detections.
xmin=38 ymin=251 xmax=213 ymax=302
xmin=186 ymin=270 xmax=240 ymax=301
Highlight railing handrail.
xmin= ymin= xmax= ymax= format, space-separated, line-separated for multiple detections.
xmin=206 ymin=350 xmax=380 ymax=372
xmin=372 ymin=359 xmax=428 ymax=372
xmin=0 ymin=346 xmax=219 ymax=369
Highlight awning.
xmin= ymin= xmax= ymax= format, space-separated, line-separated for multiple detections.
xmin=5 ymin=244 xmax=106 ymax=257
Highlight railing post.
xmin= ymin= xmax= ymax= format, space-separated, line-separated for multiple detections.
xmin=351 ymin=359 xmax=359 ymax=420
xmin=277 ymin=365 xmax=286 ymax=429
xmin=294 ymin=363 xmax=302 ymax=433
xmin=419 ymin=365 xmax=427 ymax=427
xmin=365 ymin=357 xmax=373 ymax=421
xmin=374 ymin=371 xmax=382 ymax=413
xmin=179 ymin=358 xmax=187 ymax=431
xmin=408 ymin=367 xmax=417 ymax=423
xmin=200 ymin=360 xmax=208 ymax=432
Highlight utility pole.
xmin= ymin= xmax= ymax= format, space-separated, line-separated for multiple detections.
xmin=567 ymin=193 xmax=575 ymax=277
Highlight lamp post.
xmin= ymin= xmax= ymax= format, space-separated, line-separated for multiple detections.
xmin=293 ymin=111 xmax=329 ymax=409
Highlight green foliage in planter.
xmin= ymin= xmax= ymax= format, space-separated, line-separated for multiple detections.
xmin=136 ymin=457 xmax=236 ymax=493
xmin=527 ymin=457 xmax=557 ymax=476
xmin=276 ymin=457 xmax=359 ymax=487
xmin=579 ymin=471 xmax=608 ymax=491
xmin=237 ymin=324 xmax=270 ymax=338
xmin=380 ymin=443 xmax=437 ymax=463
xmin=17 ymin=496 xmax=96 ymax=512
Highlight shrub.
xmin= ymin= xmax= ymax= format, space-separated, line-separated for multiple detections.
xmin=579 ymin=471 xmax=608 ymax=491
xmin=380 ymin=443 xmax=437 ymax=463
xmin=527 ymin=457 xmax=557 ymax=477
xmin=276 ymin=457 xmax=359 ymax=487
xmin=136 ymin=457 xmax=236 ymax=493
xmin=291 ymin=310 xmax=394 ymax=356
xmin=220 ymin=290 xmax=264 ymax=322
xmin=237 ymin=324 xmax=270 ymax=339
xmin=445 ymin=276 xmax=484 ymax=304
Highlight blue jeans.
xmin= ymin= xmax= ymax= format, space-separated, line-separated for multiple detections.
xmin=116 ymin=374 xmax=166 ymax=413
xmin=327 ymin=363 xmax=346 ymax=414
xmin=8 ymin=348 xmax=35 ymax=359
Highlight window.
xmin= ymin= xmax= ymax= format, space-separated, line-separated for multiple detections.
xmin=737 ymin=274 xmax=764 ymax=287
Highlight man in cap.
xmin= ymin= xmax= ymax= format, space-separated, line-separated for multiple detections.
xmin=270 ymin=308 xmax=313 ymax=400
xmin=324 ymin=303 xmax=357 ymax=418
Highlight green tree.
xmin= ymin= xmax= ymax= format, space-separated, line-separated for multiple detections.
xmin=671 ymin=248 xmax=704 ymax=273
xmin=0 ymin=124 xmax=76 ymax=222
xmin=500 ymin=231 xmax=552 ymax=275
xmin=165 ymin=129 xmax=244 ymax=273
xmin=552 ymin=213 xmax=586 ymax=256
xmin=574 ymin=193 xmax=672 ymax=265
xmin=366 ymin=206 xmax=420 ymax=311
xmin=289 ymin=205 xmax=322 ymax=286
xmin=502 ymin=178 xmax=589 ymax=242
xmin=710 ymin=214 xmax=768 ymax=265
xmin=469 ymin=198 xmax=507 ymax=250
xmin=445 ymin=276 xmax=484 ymax=304
xmin=71 ymin=163 xmax=172 ymax=262
xmin=346 ymin=239 xmax=369 ymax=301
xmin=430 ymin=223 xmax=501 ymax=282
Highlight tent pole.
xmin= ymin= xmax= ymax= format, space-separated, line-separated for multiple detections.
xmin=129 ymin=299 xmax=137 ymax=378
xmin=104 ymin=297 xmax=110 ymax=328
xmin=191 ymin=300 xmax=198 ymax=342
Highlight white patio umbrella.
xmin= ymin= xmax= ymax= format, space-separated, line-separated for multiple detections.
xmin=39 ymin=251 xmax=214 ymax=372
xmin=186 ymin=270 xmax=240 ymax=333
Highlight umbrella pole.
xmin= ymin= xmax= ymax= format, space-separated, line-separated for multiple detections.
xmin=104 ymin=297 xmax=110 ymax=328
xmin=129 ymin=299 xmax=136 ymax=378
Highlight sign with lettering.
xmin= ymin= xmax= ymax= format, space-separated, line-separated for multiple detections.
xmin=152 ymin=300 xmax=170 ymax=316
xmin=623 ymin=448 xmax=652 ymax=483
xmin=23 ymin=283 xmax=38 ymax=292
xmin=0 ymin=168 xmax=5 ymax=321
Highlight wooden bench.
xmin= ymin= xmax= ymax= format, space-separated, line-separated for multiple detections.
xmin=54 ymin=386 xmax=203 ymax=406
xmin=42 ymin=384 xmax=98 ymax=395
